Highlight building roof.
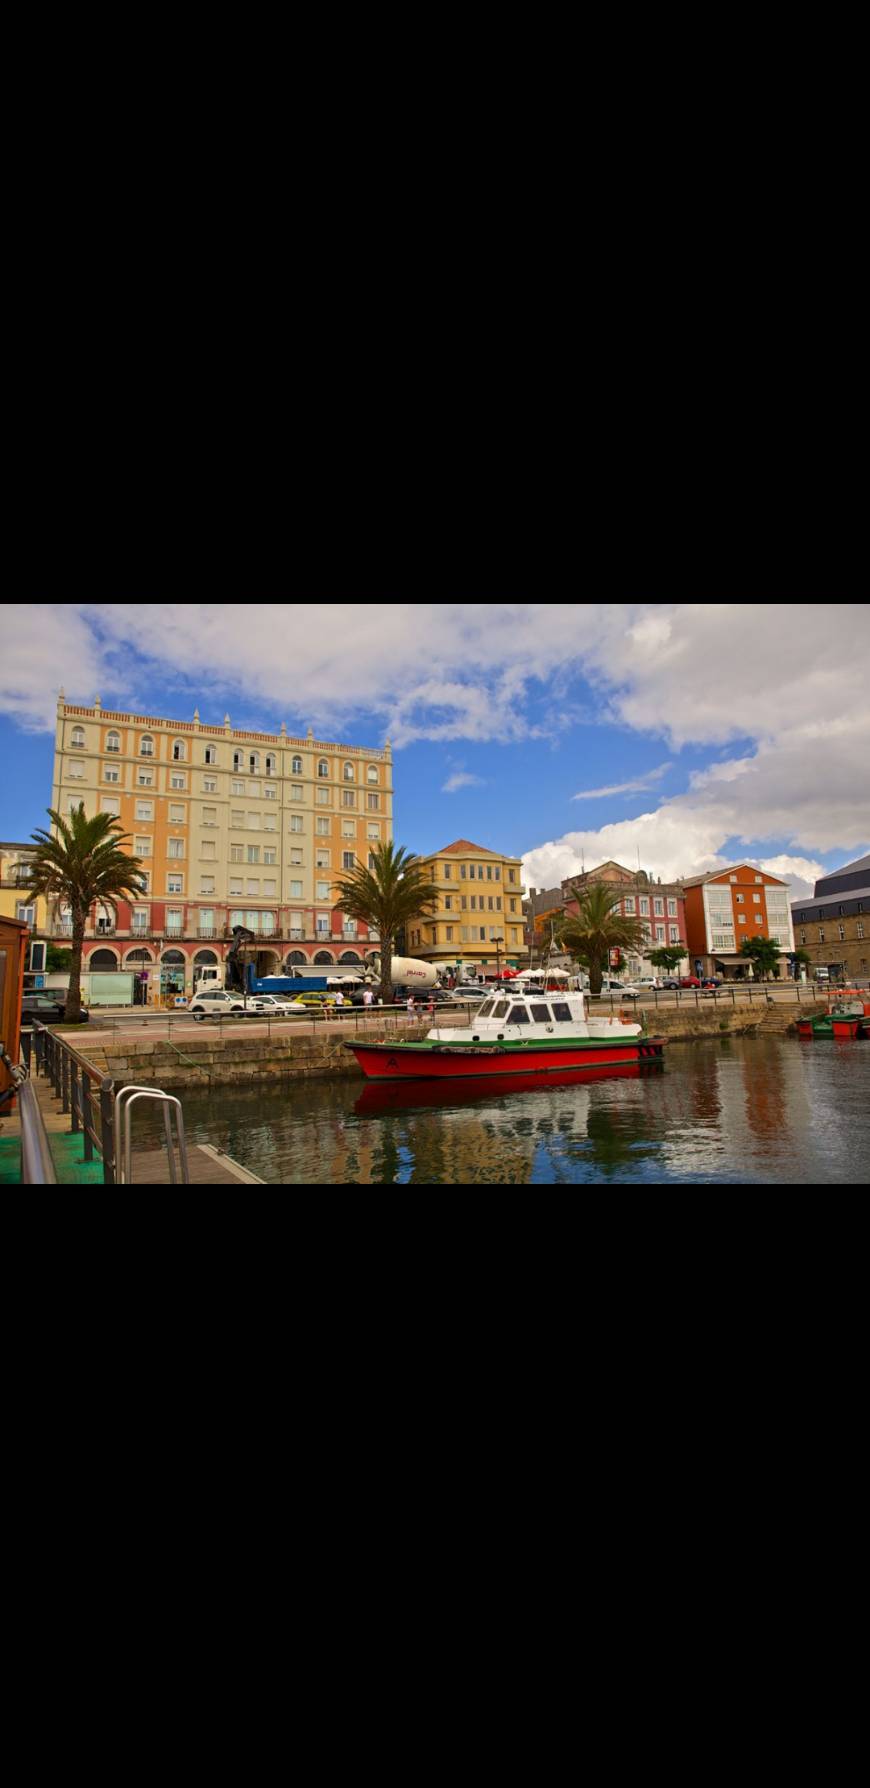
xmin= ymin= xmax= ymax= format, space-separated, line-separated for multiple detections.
xmin=792 ymin=885 xmax=870 ymax=914
xmin=821 ymin=853 xmax=870 ymax=879
xmin=678 ymin=863 xmax=788 ymax=889
xmin=437 ymin=839 xmax=517 ymax=858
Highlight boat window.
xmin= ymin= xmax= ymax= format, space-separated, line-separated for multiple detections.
xmin=551 ymin=1002 xmax=571 ymax=1021
xmin=478 ymin=1001 xmax=495 ymax=1018
xmin=493 ymin=1002 xmax=509 ymax=1018
xmin=530 ymin=1003 xmax=551 ymax=1023
xmin=508 ymin=1006 xmax=530 ymax=1024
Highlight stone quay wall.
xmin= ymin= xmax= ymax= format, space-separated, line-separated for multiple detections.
xmin=75 ymin=1003 xmax=831 ymax=1091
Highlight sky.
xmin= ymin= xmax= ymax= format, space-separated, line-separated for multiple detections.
xmin=1 ymin=600 xmax=867 ymax=901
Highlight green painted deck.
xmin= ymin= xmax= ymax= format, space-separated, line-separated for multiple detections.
xmin=0 ymin=1134 xmax=105 ymax=1185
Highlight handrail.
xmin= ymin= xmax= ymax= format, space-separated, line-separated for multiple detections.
xmin=29 ymin=1021 xmax=117 ymax=1183
xmin=114 ymin=1087 xmax=189 ymax=1184
xmin=18 ymin=1079 xmax=58 ymax=1184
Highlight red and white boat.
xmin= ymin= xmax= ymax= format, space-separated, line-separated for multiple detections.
xmin=345 ymin=988 xmax=666 ymax=1081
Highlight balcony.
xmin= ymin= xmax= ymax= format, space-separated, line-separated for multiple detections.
xmin=197 ymin=927 xmax=217 ymax=938
xmin=52 ymin=922 xmax=74 ymax=937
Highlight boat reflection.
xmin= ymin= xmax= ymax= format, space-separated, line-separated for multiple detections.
xmin=354 ymin=1059 xmax=664 ymax=1116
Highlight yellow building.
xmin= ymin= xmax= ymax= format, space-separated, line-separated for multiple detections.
xmin=406 ymin=839 xmax=528 ymax=978
xmin=0 ymin=843 xmax=49 ymax=938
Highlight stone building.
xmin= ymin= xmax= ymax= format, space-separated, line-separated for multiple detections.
xmin=791 ymin=854 xmax=870 ymax=982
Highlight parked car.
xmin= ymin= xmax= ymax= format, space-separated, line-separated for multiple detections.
xmin=594 ymin=978 xmax=642 ymax=998
xmin=190 ymin=990 xmax=250 ymax=1020
xmin=247 ymin=994 xmax=306 ymax=1014
xmin=661 ymin=977 xmax=681 ymax=989
xmin=446 ymin=986 xmax=486 ymax=1001
xmin=680 ymin=975 xmax=702 ymax=988
xmin=20 ymin=993 xmax=90 ymax=1025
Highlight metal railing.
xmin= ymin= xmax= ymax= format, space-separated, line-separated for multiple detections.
xmin=26 ymin=1022 xmax=117 ymax=1183
xmin=1 ymin=1040 xmax=57 ymax=1184
xmin=586 ymin=978 xmax=867 ymax=1015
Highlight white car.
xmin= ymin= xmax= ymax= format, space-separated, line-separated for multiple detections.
xmin=595 ymin=979 xmax=643 ymax=999
xmin=189 ymin=990 xmax=250 ymax=1020
xmin=248 ymin=994 xmax=306 ymax=1014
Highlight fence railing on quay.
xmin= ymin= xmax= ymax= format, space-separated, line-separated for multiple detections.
xmin=55 ymin=1000 xmax=478 ymax=1041
xmin=23 ymin=1021 xmax=117 ymax=1183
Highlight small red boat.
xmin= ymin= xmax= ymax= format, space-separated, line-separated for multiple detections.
xmin=345 ymin=989 xmax=666 ymax=1082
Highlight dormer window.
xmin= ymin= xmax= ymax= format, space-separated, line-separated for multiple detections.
xmin=71 ymin=727 xmax=85 ymax=748
xmin=140 ymin=737 xmax=154 ymax=756
xmin=172 ymin=740 xmax=186 ymax=761
xmin=292 ymin=756 xmax=303 ymax=775
xmin=106 ymin=731 xmax=120 ymax=752
xmin=318 ymin=760 xmax=329 ymax=778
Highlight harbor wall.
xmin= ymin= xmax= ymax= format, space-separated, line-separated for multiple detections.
xmin=75 ymin=1003 xmax=832 ymax=1089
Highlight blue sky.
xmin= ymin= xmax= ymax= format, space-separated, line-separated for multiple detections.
xmin=2 ymin=601 xmax=867 ymax=899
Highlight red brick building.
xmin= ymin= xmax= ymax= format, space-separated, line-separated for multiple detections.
xmin=560 ymin=860 xmax=688 ymax=977
xmin=679 ymin=864 xmax=794 ymax=978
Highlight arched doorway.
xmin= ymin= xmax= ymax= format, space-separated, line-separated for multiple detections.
xmin=126 ymin=946 xmax=153 ymax=1005
xmin=284 ymin=951 xmax=307 ymax=970
xmin=160 ymin=949 xmax=187 ymax=1002
xmin=256 ymin=948 xmax=280 ymax=978
xmin=339 ymin=951 xmax=362 ymax=964
xmin=314 ymin=951 xmax=334 ymax=965
xmin=89 ymin=948 xmax=119 ymax=970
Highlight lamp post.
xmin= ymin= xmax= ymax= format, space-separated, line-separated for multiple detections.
xmin=494 ymin=935 xmax=504 ymax=981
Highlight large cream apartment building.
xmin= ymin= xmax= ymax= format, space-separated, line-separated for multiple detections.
xmin=51 ymin=693 xmax=392 ymax=997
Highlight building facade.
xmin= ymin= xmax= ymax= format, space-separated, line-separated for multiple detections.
xmin=791 ymin=854 xmax=870 ymax=982
xmin=50 ymin=695 xmax=393 ymax=998
xmin=679 ymin=864 xmax=794 ymax=978
xmin=0 ymin=843 xmax=49 ymax=938
xmin=560 ymin=861 xmax=689 ymax=979
xmin=406 ymin=839 xmax=528 ymax=978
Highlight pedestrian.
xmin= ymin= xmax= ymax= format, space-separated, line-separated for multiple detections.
xmin=427 ymin=993 xmax=435 ymax=1015
xmin=407 ymin=993 xmax=415 ymax=1017
xmin=334 ymin=989 xmax=344 ymax=1007
xmin=363 ymin=987 xmax=373 ymax=1006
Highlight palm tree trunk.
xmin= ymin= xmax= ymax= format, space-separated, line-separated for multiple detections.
xmin=380 ymin=938 xmax=393 ymax=1005
xmin=66 ymin=919 xmax=85 ymax=1022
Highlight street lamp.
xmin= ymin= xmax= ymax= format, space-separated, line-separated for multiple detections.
xmin=494 ymin=935 xmax=504 ymax=981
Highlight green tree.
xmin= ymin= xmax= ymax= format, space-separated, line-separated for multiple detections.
xmin=20 ymin=805 xmax=145 ymax=1022
xmin=739 ymin=935 xmax=782 ymax=981
xmin=556 ymin=885 xmax=648 ymax=996
xmin=45 ymin=944 xmax=72 ymax=972
xmin=332 ymin=842 xmax=441 ymax=1003
xmin=646 ymin=946 xmax=685 ymax=977
xmin=792 ymin=948 xmax=811 ymax=978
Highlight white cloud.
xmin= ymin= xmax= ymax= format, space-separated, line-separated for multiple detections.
xmin=442 ymin=771 xmax=485 ymax=793
xmin=572 ymin=761 xmax=672 ymax=800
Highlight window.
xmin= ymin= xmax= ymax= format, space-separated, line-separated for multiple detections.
xmin=367 ymin=824 xmax=379 ymax=840
xmin=316 ymin=818 xmax=330 ymax=836
xmin=233 ymin=752 xmax=243 ymax=773
xmin=755 ymin=874 xmax=763 ymax=883
xmin=263 ymin=814 xmax=277 ymax=832
xmin=460 ymin=865 xmax=466 ymax=879
xmin=667 ymin=898 xmax=677 ymax=916
xmin=800 ymin=930 xmax=807 ymax=944
xmin=735 ymin=892 xmax=744 ymax=903
xmin=738 ymin=914 xmax=746 ymax=925
xmin=508 ymin=869 xmax=516 ymax=883
xmin=755 ymin=913 xmax=764 ymax=925
xmin=106 ymin=732 xmax=120 ymax=752
xmin=135 ymin=837 xmax=152 ymax=856
xmin=446 ymin=926 xmax=453 ymax=942
xmin=290 ymin=880 xmax=303 ymax=898
xmin=470 ymin=895 xmax=477 ymax=910
xmin=468 ymin=866 xmax=476 ymax=880
xmin=654 ymin=897 xmax=664 ymax=915
xmin=168 ymin=838 xmax=184 ymax=859
xmin=167 ymin=874 xmax=183 ymax=894
xmin=265 ymin=785 xmax=277 ymax=800
xmin=202 ymin=807 xmax=217 ymax=828
xmin=508 ymin=1006 xmax=530 ymax=1025
xmin=444 ymin=896 xmax=453 ymax=911
xmin=729 ymin=874 xmax=737 ymax=882
xmin=640 ymin=897 xmax=649 ymax=915
xmin=341 ymin=821 xmax=355 ymax=839
xmin=316 ymin=915 xmax=330 ymax=934
xmin=104 ymin=767 xmax=120 ymax=783
xmin=368 ymin=854 xmax=377 ymax=871
xmin=343 ymin=763 xmax=355 ymax=781
xmin=487 ymin=865 xmax=493 ymax=880
xmin=203 ymin=777 xmax=217 ymax=793
xmin=249 ymin=754 xmax=259 ymax=774
xmin=101 ymin=796 xmax=120 ymax=816
xmin=318 ymin=760 xmax=329 ymax=778
xmin=231 ymin=810 xmax=244 ymax=828
xmin=858 ymin=922 xmax=865 ymax=939
xmin=367 ymin=794 xmax=379 ymax=810
xmin=367 ymin=765 xmax=378 ymax=783
xmin=316 ymin=849 xmax=330 ymax=868
xmin=265 ymin=756 xmax=276 ymax=775
xmin=140 ymin=737 xmax=154 ymax=756
xmin=263 ymin=879 xmax=277 ymax=896
xmin=340 ymin=850 xmax=355 ymax=870
xmin=342 ymin=791 xmax=356 ymax=807
xmin=248 ymin=782 xmax=260 ymax=799
xmin=247 ymin=846 xmax=260 ymax=864
xmin=291 ymin=849 xmax=303 ymax=866
xmin=247 ymin=813 xmax=259 ymax=830
xmin=264 ymin=847 xmax=277 ymax=866
xmin=170 ymin=772 xmax=186 ymax=790
xmin=509 ymin=898 xmax=517 ymax=913
xmin=316 ymin=788 xmax=330 ymax=805
xmin=291 ymin=785 xmax=303 ymax=801
xmin=624 ymin=897 xmax=635 ymax=914
xmin=292 ymin=756 xmax=302 ymax=775
xmin=172 ymin=741 xmax=186 ymax=761
xmin=71 ymin=727 xmax=85 ymax=748
xmin=818 ymin=929 xmax=825 ymax=943
xmin=230 ymin=845 xmax=243 ymax=863
xmin=670 ymin=925 xmax=680 ymax=943
xmin=246 ymin=879 xmax=260 ymax=895
xmin=204 ymin=746 xmax=217 ymax=765
xmin=200 ymin=840 xmax=216 ymax=861
xmin=132 ymin=908 xmax=149 ymax=932
xmin=169 ymin=804 xmax=186 ymax=823
xmin=838 ymin=925 xmax=846 ymax=941
xmin=136 ymin=801 xmax=154 ymax=820
xmin=16 ymin=903 xmax=36 ymax=925
xmin=656 ymin=924 xmax=665 ymax=941
xmin=291 ymin=815 xmax=304 ymax=833
xmin=231 ymin=780 xmax=244 ymax=796
xmin=531 ymin=1004 xmax=551 ymax=1023
xmin=229 ymin=879 xmax=243 ymax=896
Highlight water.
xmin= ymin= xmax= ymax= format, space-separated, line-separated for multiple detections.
xmin=145 ymin=1036 xmax=870 ymax=1182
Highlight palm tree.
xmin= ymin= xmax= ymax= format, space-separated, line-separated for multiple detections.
xmin=332 ymin=841 xmax=441 ymax=1003
xmin=20 ymin=805 xmax=146 ymax=1022
xmin=555 ymin=884 xmax=649 ymax=995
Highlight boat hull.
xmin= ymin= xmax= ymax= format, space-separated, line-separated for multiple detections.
xmin=345 ymin=1037 xmax=666 ymax=1080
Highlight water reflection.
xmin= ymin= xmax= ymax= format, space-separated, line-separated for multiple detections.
xmin=151 ymin=1037 xmax=870 ymax=1183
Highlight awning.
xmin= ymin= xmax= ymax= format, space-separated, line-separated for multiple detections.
xmin=711 ymin=953 xmax=752 ymax=963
